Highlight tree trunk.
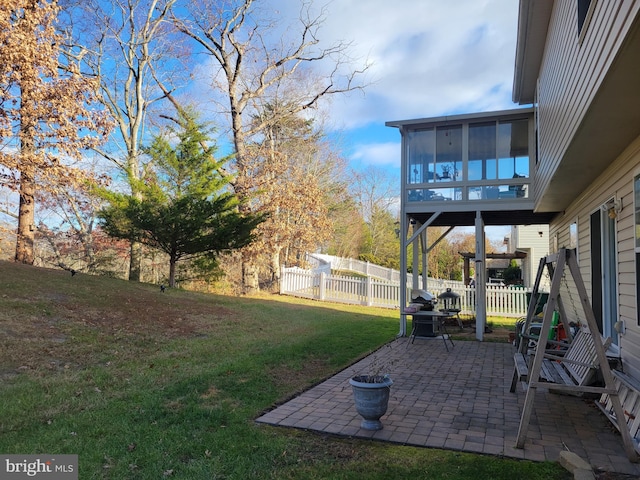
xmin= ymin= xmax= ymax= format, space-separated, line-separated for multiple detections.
xmin=128 ymin=176 xmax=144 ymax=281
xmin=270 ymin=248 xmax=281 ymax=284
xmin=81 ymin=228 xmax=96 ymax=272
xmin=242 ymin=258 xmax=259 ymax=293
xmin=15 ymin=174 xmax=35 ymax=264
xmin=168 ymin=252 xmax=177 ymax=288
xmin=129 ymin=241 xmax=142 ymax=281
xmin=16 ymin=84 xmax=36 ymax=265
xmin=233 ymin=125 xmax=260 ymax=293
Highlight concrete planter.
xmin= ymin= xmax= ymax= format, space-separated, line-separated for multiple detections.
xmin=349 ymin=375 xmax=393 ymax=430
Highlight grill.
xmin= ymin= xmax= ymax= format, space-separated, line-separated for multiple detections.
xmin=410 ymin=289 xmax=435 ymax=311
xmin=438 ymin=288 xmax=461 ymax=313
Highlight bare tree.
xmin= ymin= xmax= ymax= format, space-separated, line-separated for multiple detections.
xmin=172 ymin=0 xmax=369 ymax=292
xmin=352 ymin=166 xmax=399 ymax=258
xmin=35 ymin=169 xmax=133 ymax=276
xmin=63 ymin=0 xmax=185 ymax=281
xmin=325 ymin=197 xmax=366 ymax=260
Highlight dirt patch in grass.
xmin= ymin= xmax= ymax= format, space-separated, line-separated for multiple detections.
xmin=271 ymin=429 xmax=369 ymax=468
xmin=0 ymin=261 xmax=238 ymax=376
xmin=269 ymin=358 xmax=332 ymax=389
xmin=443 ymin=316 xmax=514 ymax=344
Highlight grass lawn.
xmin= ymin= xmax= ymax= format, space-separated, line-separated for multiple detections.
xmin=0 ymin=261 xmax=569 ymax=479
xmin=448 ymin=315 xmax=521 ymax=343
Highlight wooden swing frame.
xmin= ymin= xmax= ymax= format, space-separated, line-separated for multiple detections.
xmin=514 ymin=248 xmax=638 ymax=462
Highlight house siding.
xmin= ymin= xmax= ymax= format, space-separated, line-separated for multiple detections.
xmin=535 ymin=0 xmax=640 ymax=203
xmin=511 ymin=225 xmax=550 ymax=289
xmin=549 ymin=134 xmax=640 ymax=378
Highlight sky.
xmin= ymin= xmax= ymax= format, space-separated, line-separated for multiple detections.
xmin=296 ymin=0 xmax=521 ymax=245
xmin=188 ymin=0 xmax=521 ymax=171
xmin=300 ymin=0 xmax=522 ymax=171
xmin=1 ymin=0 xmax=521 ymax=246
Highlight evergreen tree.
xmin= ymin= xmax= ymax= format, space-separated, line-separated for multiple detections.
xmin=99 ymin=112 xmax=264 ymax=287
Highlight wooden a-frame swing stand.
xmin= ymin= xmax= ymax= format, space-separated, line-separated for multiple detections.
xmin=515 ymin=248 xmax=638 ymax=462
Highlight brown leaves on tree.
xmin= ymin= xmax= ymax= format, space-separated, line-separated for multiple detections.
xmin=0 ymin=0 xmax=112 ymax=263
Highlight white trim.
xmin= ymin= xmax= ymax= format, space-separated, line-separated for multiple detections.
xmin=590 ymin=199 xmax=620 ymax=351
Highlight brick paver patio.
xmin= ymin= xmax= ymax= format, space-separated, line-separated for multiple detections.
xmin=256 ymin=337 xmax=640 ymax=476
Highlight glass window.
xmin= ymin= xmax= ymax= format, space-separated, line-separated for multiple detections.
xmin=406 ymin=118 xmax=530 ymax=197
xmin=468 ymin=122 xmax=496 ymax=181
xmin=406 ymin=129 xmax=434 ymax=184
xmin=497 ymin=119 xmax=529 ymax=180
xmin=570 ymin=222 xmax=578 ymax=249
xmin=436 ymin=125 xmax=462 ymax=182
xmin=407 ymin=187 xmax=461 ymax=202
xmin=467 ymin=184 xmax=528 ymax=201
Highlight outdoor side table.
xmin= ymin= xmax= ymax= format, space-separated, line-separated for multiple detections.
xmin=406 ymin=310 xmax=455 ymax=351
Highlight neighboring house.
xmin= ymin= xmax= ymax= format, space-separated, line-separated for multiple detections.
xmin=506 ymin=224 xmax=550 ymax=289
xmin=387 ymin=0 xmax=640 ymax=371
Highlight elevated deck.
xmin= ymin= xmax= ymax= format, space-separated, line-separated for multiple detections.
xmin=388 ymin=108 xmax=561 ymax=340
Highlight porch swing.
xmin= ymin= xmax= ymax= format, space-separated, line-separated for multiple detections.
xmin=514 ymin=255 xmax=579 ymax=357
xmin=511 ymin=248 xmax=638 ymax=462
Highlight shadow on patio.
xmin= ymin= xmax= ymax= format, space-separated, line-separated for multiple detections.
xmin=256 ymin=337 xmax=640 ymax=476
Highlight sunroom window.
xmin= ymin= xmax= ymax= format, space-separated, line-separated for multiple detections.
xmin=404 ymin=114 xmax=531 ymax=203
xmin=468 ymin=122 xmax=496 ymax=181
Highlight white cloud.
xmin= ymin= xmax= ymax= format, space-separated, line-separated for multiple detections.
xmin=305 ymin=0 xmax=520 ymax=129
xmin=349 ymin=141 xmax=401 ymax=168
xmin=184 ymin=0 xmax=520 ymax=170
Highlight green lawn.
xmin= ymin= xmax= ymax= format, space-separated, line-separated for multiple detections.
xmin=0 ymin=261 xmax=569 ymax=479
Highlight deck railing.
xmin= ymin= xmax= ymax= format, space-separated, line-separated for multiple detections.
xmin=280 ymin=267 xmax=533 ymax=317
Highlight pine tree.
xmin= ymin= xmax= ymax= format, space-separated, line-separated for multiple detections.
xmin=99 ymin=112 xmax=264 ymax=287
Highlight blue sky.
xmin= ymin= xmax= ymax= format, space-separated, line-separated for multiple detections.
xmin=303 ymin=0 xmax=521 ymax=245
xmin=306 ymin=0 xmax=521 ymax=172
xmin=188 ymin=0 xmax=521 ymax=171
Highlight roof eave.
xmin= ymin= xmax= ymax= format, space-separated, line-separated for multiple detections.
xmin=385 ymin=107 xmax=533 ymax=130
xmin=512 ymin=0 xmax=554 ymax=105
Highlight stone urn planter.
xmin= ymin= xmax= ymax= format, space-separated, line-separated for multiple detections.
xmin=349 ymin=375 xmax=393 ymax=430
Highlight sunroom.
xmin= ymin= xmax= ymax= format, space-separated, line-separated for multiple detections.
xmin=386 ymin=108 xmax=558 ymax=339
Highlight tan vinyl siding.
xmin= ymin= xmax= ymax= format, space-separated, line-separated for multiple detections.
xmin=513 ymin=225 xmax=550 ymax=289
xmin=516 ymin=227 xmax=544 ymax=248
xmin=549 ymin=134 xmax=640 ymax=376
xmin=535 ymin=1 xmax=640 ymax=202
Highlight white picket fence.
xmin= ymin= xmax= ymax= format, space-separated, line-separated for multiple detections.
xmin=280 ymin=266 xmax=533 ymax=317
xmin=309 ymin=254 xmax=400 ymax=282
xmin=307 ymin=253 xmax=474 ymax=290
